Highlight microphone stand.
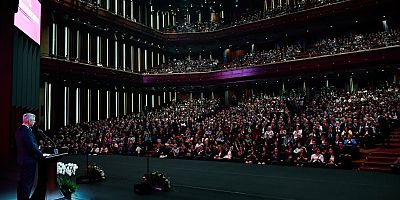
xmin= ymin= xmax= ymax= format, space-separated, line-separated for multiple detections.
xmin=36 ymin=129 xmax=58 ymax=154
xmin=76 ymin=148 xmax=96 ymax=184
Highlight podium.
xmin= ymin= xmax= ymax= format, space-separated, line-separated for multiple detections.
xmin=31 ymin=153 xmax=68 ymax=200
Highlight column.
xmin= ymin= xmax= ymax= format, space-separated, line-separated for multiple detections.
xmin=156 ymin=11 xmax=160 ymax=30
xmin=138 ymin=4 xmax=142 ymax=23
xmin=198 ymin=11 xmax=201 ymax=23
xmin=106 ymin=38 xmax=109 ymax=67
xmin=264 ymin=0 xmax=268 ymax=12
xmin=172 ymin=12 xmax=176 ymax=26
xmin=97 ymin=89 xmax=101 ymax=120
xmin=151 ymin=51 xmax=154 ymax=68
xmin=76 ymin=30 xmax=80 ymax=60
xmin=44 ymin=82 xmax=52 ymax=130
xmin=162 ymin=12 xmax=165 ymax=29
xmin=150 ymin=9 xmax=154 ymax=28
xmin=187 ymin=10 xmax=191 ymax=24
xmin=151 ymin=94 xmax=155 ymax=108
xmin=349 ymin=77 xmax=354 ymax=93
xmin=137 ymin=47 xmax=141 ymax=72
xmin=96 ymin=36 xmax=101 ymax=65
xmin=145 ymin=94 xmax=148 ymax=108
xmin=123 ymin=43 xmax=126 ymax=71
xmin=52 ymin=23 xmax=57 ymax=56
xmin=75 ymin=88 xmax=81 ymax=124
xmin=115 ymin=91 xmax=119 ymax=117
xmin=131 ymin=0 xmax=134 ymax=20
xmin=87 ymin=33 xmax=91 ymax=63
xmin=123 ymin=92 xmax=127 ymax=115
xmin=114 ymin=0 xmax=118 ymax=15
xmin=115 ymin=40 xmax=118 ymax=69
xmin=123 ymin=0 xmax=126 ymax=17
xmin=106 ymin=90 xmax=110 ymax=118
xmin=167 ymin=11 xmax=170 ymax=26
xmin=163 ymin=92 xmax=166 ymax=104
xmin=144 ymin=49 xmax=147 ymax=71
xmin=64 ymin=86 xmax=70 ymax=126
xmin=87 ymin=89 xmax=91 ymax=122
xmin=64 ymin=26 xmax=69 ymax=59
xmin=131 ymin=45 xmax=135 ymax=72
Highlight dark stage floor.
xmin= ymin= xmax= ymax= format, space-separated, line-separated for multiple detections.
xmin=1 ymin=155 xmax=399 ymax=200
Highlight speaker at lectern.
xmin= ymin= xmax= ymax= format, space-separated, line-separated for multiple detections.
xmin=30 ymin=153 xmax=68 ymax=200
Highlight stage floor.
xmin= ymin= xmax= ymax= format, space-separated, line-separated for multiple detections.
xmin=1 ymin=155 xmax=399 ymax=200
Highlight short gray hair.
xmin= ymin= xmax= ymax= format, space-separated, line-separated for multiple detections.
xmin=23 ymin=113 xmax=36 ymax=123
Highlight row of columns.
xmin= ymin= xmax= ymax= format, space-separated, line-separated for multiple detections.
xmin=41 ymin=82 xmax=180 ymax=130
xmin=41 ymin=75 xmax=382 ymax=129
xmin=47 ymin=22 xmax=166 ymax=72
xmin=94 ymin=0 xmax=177 ymax=29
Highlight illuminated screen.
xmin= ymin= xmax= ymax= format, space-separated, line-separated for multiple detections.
xmin=14 ymin=0 xmax=41 ymax=45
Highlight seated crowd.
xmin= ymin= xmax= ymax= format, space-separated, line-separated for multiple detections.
xmin=146 ymin=29 xmax=400 ymax=74
xmin=144 ymin=58 xmax=219 ymax=74
xmin=45 ymin=85 xmax=399 ymax=169
xmin=162 ymin=21 xmax=222 ymax=33
xmin=162 ymin=0 xmax=343 ymax=33
xmin=221 ymin=29 xmax=400 ymax=70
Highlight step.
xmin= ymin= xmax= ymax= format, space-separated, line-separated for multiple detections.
xmin=390 ymin=138 xmax=400 ymax=142
xmin=375 ymin=143 xmax=400 ymax=148
xmin=370 ymin=152 xmax=400 ymax=157
xmin=363 ymin=161 xmax=393 ymax=167
xmin=358 ymin=166 xmax=392 ymax=172
xmin=387 ymin=143 xmax=400 ymax=148
xmin=365 ymin=156 xmax=398 ymax=163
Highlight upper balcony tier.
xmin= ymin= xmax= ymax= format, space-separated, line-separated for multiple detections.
xmin=43 ymin=0 xmax=395 ymax=49
xmin=41 ymin=45 xmax=400 ymax=87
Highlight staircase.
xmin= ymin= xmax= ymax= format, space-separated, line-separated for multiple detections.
xmin=389 ymin=130 xmax=400 ymax=148
xmin=359 ymin=151 xmax=400 ymax=172
xmin=358 ymin=129 xmax=400 ymax=173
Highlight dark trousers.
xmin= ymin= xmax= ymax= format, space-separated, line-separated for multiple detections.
xmin=17 ymin=159 xmax=36 ymax=200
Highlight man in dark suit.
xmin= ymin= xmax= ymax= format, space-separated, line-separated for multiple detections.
xmin=15 ymin=113 xmax=44 ymax=200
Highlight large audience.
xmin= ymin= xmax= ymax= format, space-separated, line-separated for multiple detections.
xmin=44 ymin=84 xmax=400 ymax=169
xmin=144 ymin=58 xmax=219 ymax=74
xmin=147 ymin=29 xmax=400 ymax=74
xmin=222 ymin=29 xmax=400 ymax=70
xmin=163 ymin=0 xmax=343 ymax=33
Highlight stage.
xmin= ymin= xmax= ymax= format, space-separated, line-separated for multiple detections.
xmin=1 ymin=155 xmax=399 ymax=200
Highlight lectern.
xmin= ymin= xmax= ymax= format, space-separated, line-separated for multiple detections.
xmin=31 ymin=153 xmax=68 ymax=200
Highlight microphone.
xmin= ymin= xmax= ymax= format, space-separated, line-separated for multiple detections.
xmin=36 ymin=128 xmax=58 ymax=154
